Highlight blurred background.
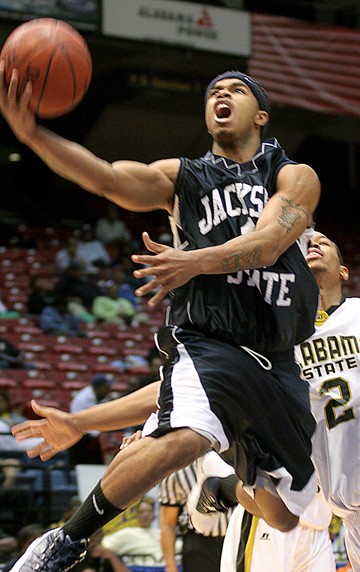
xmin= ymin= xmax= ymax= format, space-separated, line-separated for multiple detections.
xmin=0 ymin=5 xmax=357 ymax=565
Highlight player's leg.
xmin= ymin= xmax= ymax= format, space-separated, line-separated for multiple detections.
xmin=207 ymin=490 xmax=335 ymax=572
xmin=189 ymin=451 xmax=300 ymax=533
xmin=9 ymin=428 xmax=210 ymax=572
xmin=293 ymin=527 xmax=336 ymax=572
xmin=342 ymin=512 xmax=360 ymax=572
xmin=220 ymin=505 xmax=245 ymax=572
xmin=100 ymin=429 xmax=210 ymax=508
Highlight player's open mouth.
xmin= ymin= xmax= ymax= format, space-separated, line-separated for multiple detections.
xmin=306 ymin=250 xmax=322 ymax=261
xmin=214 ymin=102 xmax=232 ymax=121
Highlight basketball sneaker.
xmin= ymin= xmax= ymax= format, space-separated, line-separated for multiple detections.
xmin=9 ymin=527 xmax=88 ymax=572
xmin=187 ymin=450 xmax=235 ymax=534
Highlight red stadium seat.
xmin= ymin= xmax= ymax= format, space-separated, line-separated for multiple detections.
xmin=52 ymin=343 xmax=83 ymax=355
xmin=22 ymin=379 xmax=56 ymax=390
xmin=55 ymin=361 xmax=88 ymax=372
xmin=14 ymin=325 xmax=43 ymax=336
xmin=86 ymin=346 xmax=118 ymax=357
xmin=18 ymin=342 xmax=48 ymax=354
xmin=0 ymin=377 xmax=17 ymax=389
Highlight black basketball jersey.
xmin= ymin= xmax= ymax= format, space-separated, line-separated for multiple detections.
xmin=166 ymin=138 xmax=319 ymax=355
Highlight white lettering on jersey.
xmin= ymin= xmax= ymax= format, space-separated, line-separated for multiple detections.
xmin=198 ymin=195 xmax=213 ymax=235
xmin=198 ymin=183 xmax=268 ymax=235
xmin=227 ymin=269 xmax=295 ymax=306
xmin=212 ymin=189 xmax=227 ymax=227
xmin=224 ymin=185 xmax=241 ymax=217
xmin=298 ymin=334 xmax=360 ymax=380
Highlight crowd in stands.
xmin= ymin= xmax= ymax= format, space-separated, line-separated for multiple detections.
xmin=0 ymin=207 xmax=167 ymax=451
xmin=0 ymin=209 xmax=174 ymax=570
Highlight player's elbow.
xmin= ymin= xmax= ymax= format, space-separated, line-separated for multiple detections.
xmin=262 ymin=251 xmax=281 ymax=267
xmin=266 ymin=511 xmax=299 ymax=533
xmin=260 ymin=242 xmax=284 ymax=267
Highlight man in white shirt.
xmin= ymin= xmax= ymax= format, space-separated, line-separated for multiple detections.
xmin=77 ymin=224 xmax=111 ymax=275
xmin=69 ymin=374 xmax=113 ymax=466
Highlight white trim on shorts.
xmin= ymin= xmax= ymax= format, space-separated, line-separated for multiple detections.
xmin=142 ymin=340 xmax=229 ymax=451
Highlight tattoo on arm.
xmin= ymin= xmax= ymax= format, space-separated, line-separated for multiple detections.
xmin=222 ymin=247 xmax=262 ymax=273
xmin=278 ymin=195 xmax=308 ymax=233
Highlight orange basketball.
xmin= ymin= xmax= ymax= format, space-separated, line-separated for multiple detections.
xmin=0 ymin=18 xmax=92 ymax=118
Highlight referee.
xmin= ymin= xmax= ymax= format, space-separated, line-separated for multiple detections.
xmin=160 ymin=463 xmax=232 ymax=572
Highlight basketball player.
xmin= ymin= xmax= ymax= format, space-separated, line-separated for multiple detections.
xmin=187 ymin=451 xmax=335 ymax=572
xmin=188 ymin=231 xmax=360 ymax=571
xmin=0 ymin=69 xmax=321 ymax=572
xmin=296 ymin=231 xmax=360 ymax=571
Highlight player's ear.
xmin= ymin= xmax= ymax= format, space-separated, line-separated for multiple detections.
xmin=340 ymin=265 xmax=349 ymax=282
xmin=255 ymin=110 xmax=269 ymax=129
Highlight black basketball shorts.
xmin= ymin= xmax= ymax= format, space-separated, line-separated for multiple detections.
xmin=142 ymin=325 xmax=317 ymax=516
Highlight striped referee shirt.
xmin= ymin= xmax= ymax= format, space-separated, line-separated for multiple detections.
xmin=159 ymin=463 xmax=232 ymax=537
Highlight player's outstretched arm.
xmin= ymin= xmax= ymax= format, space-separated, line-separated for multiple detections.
xmin=11 ymin=401 xmax=84 ymax=461
xmin=0 ymin=65 xmax=177 ymax=212
xmin=11 ymin=381 xmax=160 ymax=461
xmin=132 ymin=163 xmax=320 ymax=306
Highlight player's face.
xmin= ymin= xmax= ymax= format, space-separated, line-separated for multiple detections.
xmin=205 ymin=78 xmax=264 ymax=142
xmin=307 ymin=232 xmax=348 ymax=283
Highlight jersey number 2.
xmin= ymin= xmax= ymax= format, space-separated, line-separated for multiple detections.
xmin=319 ymin=377 xmax=355 ymax=430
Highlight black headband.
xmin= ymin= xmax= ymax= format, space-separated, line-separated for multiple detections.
xmin=205 ymin=71 xmax=269 ymax=113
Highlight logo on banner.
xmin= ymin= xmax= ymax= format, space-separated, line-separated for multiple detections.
xmin=139 ymin=4 xmax=217 ymax=40
xmin=196 ymin=8 xmax=213 ymax=28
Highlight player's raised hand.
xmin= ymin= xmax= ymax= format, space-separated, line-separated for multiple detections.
xmin=11 ymin=400 xmax=84 ymax=461
xmin=132 ymin=232 xmax=199 ymax=307
xmin=0 ymin=63 xmax=36 ymax=143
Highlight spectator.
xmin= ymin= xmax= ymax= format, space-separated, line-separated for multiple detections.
xmin=0 ymin=297 xmax=8 ymax=314
xmin=0 ymin=528 xmax=17 ymax=565
xmin=0 ymin=418 xmax=42 ymax=454
xmin=71 ymin=374 xmax=113 ymax=413
xmin=77 ymin=224 xmax=112 ymax=275
xmin=0 ymin=457 xmax=21 ymax=488
xmin=39 ymin=296 xmax=85 ymax=337
xmin=104 ymin=264 xmax=138 ymax=308
xmin=0 ymin=338 xmax=35 ymax=370
xmin=0 ymin=390 xmax=26 ymax=429
xmin=54 ymin=235 xmax=87 ymax=276
xmin=0 ymin=297 xmax=19 ymax=320
xmin=92 ymin=284 xmax=137 ymax=327
xmin=0 ymin=429 xmax=41 ymax=533
xmin=95 ymin=204 xmax=132 ymax=250
xmin=0 ymin=523 xmax=44 ymax=572
xmin=68 ymin=374 xmax=113 ymax=465
xmin=27 ymin=275 xmax=53 ymax=316
xmin=71 ymin=529 xmax=130 ymax=572
xmin=102 ymin=497 xmax=167 ymax=567
xmin=52 ymin=262 xmax=101 ymax=311
xmin=51 ymin=497 xmax=82 ymax=529
xmin=128 ymin=346 xmax=162 ymax=392
xmin=111 ymin=257 xmax=147 ymax=291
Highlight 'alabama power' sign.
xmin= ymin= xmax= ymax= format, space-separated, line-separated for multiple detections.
xmin=103 ymin=0 xmax=251 ymax=57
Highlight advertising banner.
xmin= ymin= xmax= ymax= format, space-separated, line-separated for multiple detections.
xmin=103 ymin=0 xmax=251 ymax=57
